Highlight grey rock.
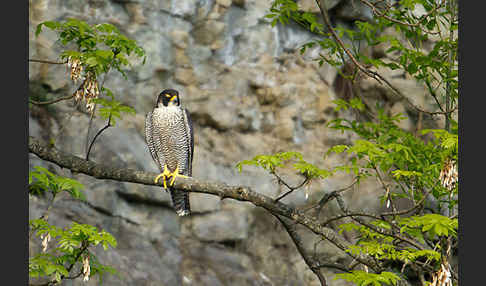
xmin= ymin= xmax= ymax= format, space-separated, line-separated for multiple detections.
xmin=171 ymin=0 xmax=198 ymax=18
xmin=190 ymin=207 xmax=253 ymax=241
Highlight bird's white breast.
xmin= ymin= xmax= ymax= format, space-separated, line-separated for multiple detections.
xmin=152 ymin=105 xmax=189 ymax=173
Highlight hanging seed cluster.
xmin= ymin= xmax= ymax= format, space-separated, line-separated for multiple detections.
xmin=82 ymin=254 xmax=91 ymax=282
xmin=40 ymin=233 xmax=51 ymax=252
xmin=439 ymin=158 xmax=457 ymax=191
xmin=67 ymin=56 xmax=83 ymax=82
xmin=72 ymin=71 xmax=100 ymax=113
xmin=430 ymin=261 xmax=452 ymax=286
xmin=67 ymin=57 xmax=100 ymax=113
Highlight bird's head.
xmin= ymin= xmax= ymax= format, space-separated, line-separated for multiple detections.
xmin=157 ymin=89 xmax=180 ymax=107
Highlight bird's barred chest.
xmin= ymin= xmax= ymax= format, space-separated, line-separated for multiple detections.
xmin=151 ymin=106 xmax=190 ymax=173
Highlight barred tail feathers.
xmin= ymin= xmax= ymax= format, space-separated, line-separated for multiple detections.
xmin=170 ymin=188 xmax=190 ymax=216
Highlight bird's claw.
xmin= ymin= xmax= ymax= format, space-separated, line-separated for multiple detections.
xmin=155 ymin=166 xmax=188 ymax=189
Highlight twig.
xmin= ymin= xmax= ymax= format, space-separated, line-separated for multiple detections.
xmin=85 ymin=114 xmax=112 ymax=161
xmin=29 ymin=59 xmax=67 ymax=65
xmin=359 ymin=0 xmax=445 ymax=29
xmin=85 ymin=62 xmax=111 ymax=155
xmin=320 ymin=187 xmax=428 ymax=226
xmin=445 ymin=0 xmax=456 ymax=132
xmin=64 ymin=242 xmax=89 ymax=277
xmin=29 ymin=94 xmax=75 ymax=106
xmin=332 ymin=192 xmax=426 ymax=250
xmin=315 ymin=262 xmax=351 ymax=273
xmin=274 ymin=172 xmax=310 ymax=202
xmin=301 ymin=178 xmax=358 ymax=216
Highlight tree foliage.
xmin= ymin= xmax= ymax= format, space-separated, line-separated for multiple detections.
xmin=29 ymin=168 xmax=117 ymax=284
xmin=29 ymin=18 xmax=146 ymax=285
xmin=237 ymin=0 xmax=459 ymax=285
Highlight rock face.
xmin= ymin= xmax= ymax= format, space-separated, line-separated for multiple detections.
xmin=28 ymin=0 xmax=446 ymax=285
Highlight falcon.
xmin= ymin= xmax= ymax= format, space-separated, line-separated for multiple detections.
xmin=145 ymin=89 xmax=194 ymax=216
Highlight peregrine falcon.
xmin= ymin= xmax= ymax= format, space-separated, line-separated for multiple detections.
xmin=145 ymin=89 xmax=194 ymax=216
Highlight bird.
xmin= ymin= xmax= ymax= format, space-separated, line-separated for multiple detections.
xmin=145 ymin=89 xmax=194 ymax=216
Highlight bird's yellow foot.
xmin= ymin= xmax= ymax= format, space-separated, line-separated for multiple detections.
xmin=154 ymin=166 xmax=188 ymax=189
xmin=154 ymin=165 xmax=173 ymax=189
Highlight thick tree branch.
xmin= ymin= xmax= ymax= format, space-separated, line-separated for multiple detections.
xmin=28 ymin=136 xmax=381 ymax=271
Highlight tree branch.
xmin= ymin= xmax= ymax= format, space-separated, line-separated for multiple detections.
xmin=359 ymin=0 xmax=444 ymax=29
xmin=85 ymin=114 xmax=112 ymax=161
xmin=29 ymin=94 xmax=75 ymax=106
xmin=29 ymin=59 xmax=67 ymax=65
xmin=275 ymin=215 xmax=327 ymax=286
xmin=274 ymin=171 xmax=310 ymax=202
xmin=28 ymin=136 xmax=381 ymax=271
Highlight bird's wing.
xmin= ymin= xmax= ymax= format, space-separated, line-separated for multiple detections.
xmin=182 ymin=108 xmax=194 ymax=176
xmin=145 ymin=110 xmax=165 ymax=171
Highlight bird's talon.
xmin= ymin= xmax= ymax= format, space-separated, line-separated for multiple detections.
xmin=170 ymin=175 xmax=176 ymax=186
xmin=155 ymin=165 xmax=173 ymax=189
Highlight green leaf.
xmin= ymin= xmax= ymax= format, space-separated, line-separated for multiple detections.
xmin=335 ymin=271 xmax=400 ymax=286
xmin=29 ymin=166 xmax=86 ymax=200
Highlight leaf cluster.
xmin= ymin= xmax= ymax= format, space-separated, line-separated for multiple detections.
xmin=399 ymin=214 xmax=458 ymax=241
xmin=29 ymin=219 xmax=117 ymax=284
xmin=339 ymin=220 xmax=442 ymax=265
xmin=334 ymin=270 xmax=400 ymax=286
xmin=29 ymin=166 xmax=85 ymax=200
xmin=326 ymin=100 xmax=457 ymax=210
xmin=236 ymin=151 xmax=331 ymax=180
xmin=36 ymin=18 xmax=146 ymax=77
xmin=29 ymin=166 xmax=118 ymax=283
xmin=92 ymin=87 xmax=136 ymax=126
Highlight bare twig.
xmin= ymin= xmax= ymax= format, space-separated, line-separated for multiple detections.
xmin=445 ymin=0 xmax=457 ymax=132
xmin=85 ymin=62 xmax=111 ymax=155
xmin=301 ymin=178 xmax=358 ymax=216
xmin=359 ymin=0 xmax=445 ymax=29
xmin=315 ymin=262 xmax=351 ymax=273
xmin=85 ymin=114 xmax=112 ymax=161
xmin=29 ymin=94 xmax=75 ymax=106
xmin=274 ymin=171 xmax=310 ymax=202
xmin=29 ymin=59 xmax=67 ymax=65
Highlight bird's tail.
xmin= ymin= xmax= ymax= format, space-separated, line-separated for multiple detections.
xmin=170 ymin=188 xmax=191 ymax=216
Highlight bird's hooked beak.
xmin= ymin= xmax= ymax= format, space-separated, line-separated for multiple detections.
xmin=168 ymin=95 xmax=178 ymax=106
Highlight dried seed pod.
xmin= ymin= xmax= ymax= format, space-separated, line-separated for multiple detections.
xmin=82 ymin=254 xmax=91 ymax=282
xmin=439 ymin=159 xmax=458 ymax=191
